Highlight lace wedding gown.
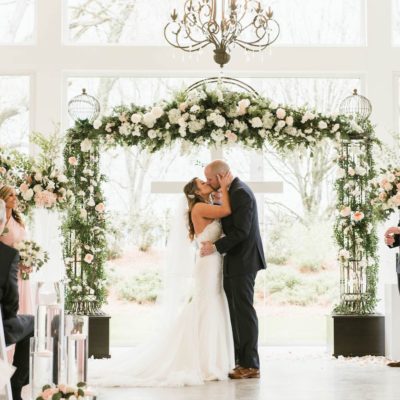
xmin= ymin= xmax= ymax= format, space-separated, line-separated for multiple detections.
xmin=92 ymin=220 xmax=234 ymax=387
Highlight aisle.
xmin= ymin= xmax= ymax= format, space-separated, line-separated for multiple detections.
xmin=89 ymin=347 xmax=400 ymax=400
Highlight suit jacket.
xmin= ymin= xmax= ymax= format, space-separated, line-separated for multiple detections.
xmin=0 ymin=242 xmax=33 ymax=345
xmin=214 ymin=177 xmax=267 ymax=277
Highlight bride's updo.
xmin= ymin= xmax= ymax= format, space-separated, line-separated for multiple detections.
xmin=183 ymin=177 xmax=206 ymax=240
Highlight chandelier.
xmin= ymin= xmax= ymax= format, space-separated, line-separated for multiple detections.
xmin=164 ymin=0 xmax=280 ymax=67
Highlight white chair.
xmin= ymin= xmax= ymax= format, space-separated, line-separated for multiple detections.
xmin=0 ymin=308 xmax=13 ymax=400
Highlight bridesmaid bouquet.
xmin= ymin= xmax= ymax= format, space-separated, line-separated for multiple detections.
xmin=15 ymin=240 xmax=49 ymax=280
xmin=369 ymin=166 xmax=400 ymax=220
xmin=18 ymin=165 xmax=75 ymax=212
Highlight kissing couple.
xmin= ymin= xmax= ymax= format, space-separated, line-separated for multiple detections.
xmin=93 ymin=160 xmax=266 ymax=387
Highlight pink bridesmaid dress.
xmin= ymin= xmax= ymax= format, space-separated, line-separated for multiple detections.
xmin=0 ymin=215 xmax=33 ymax=315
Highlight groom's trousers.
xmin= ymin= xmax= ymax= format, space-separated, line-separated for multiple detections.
xmin=223 ymin=272 xmax=260 ymax=369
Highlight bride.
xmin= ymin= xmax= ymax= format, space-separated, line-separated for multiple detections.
xmin=92 ymin=172 xmax=234 ymax=387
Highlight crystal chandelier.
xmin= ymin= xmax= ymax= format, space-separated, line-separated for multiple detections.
xmin=164 ymin=0 xmax=280 ymax=67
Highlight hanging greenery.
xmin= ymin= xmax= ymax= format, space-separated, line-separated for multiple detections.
xmin=62 ymin=87 xmax=380 ymax=314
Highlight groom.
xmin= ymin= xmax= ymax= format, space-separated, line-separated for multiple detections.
xmin=201 ymin=160 xmax=267 ymax=379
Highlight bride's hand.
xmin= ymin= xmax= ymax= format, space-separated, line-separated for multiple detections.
xmin=217 ymin=171 xmax=233 ymax=190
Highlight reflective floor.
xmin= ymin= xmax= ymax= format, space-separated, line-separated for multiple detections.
xmin=87 ymin=347 xmax=400 ymax=400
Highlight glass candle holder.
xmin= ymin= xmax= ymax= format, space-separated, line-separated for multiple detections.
xmin=29 ymin=337 xmax=53 ymax=400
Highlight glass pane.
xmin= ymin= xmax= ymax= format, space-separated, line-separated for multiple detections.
xmin=65 ymin=0 xmax=176 ymax=44
xmin=0 ymin=0 xmax=35 ymax=43
xmin=393 ymin=0 xmax=400 ymax=45
xmin=0 ymin=76 xmax=30 ymax=153
xmin=65 ymin=0 xmax=364 ymax=46
xmin=270 ymin=0 xmax=365 ymax=46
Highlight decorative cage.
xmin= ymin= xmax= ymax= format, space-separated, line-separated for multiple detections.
xmin=339 ymin=89 xmax=372 ymax=121
xmin=68 ymin=88 xmax=100 ymax=123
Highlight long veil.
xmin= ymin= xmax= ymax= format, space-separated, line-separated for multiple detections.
xmin=156 ymin=195 xmax=196 ymax=325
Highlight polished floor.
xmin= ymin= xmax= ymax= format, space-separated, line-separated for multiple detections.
xmin=88 ymin=347 xmax=400 ymax=400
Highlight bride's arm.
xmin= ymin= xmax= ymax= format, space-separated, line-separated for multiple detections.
xmin=192 ymin=173 xmax=232 ymax=219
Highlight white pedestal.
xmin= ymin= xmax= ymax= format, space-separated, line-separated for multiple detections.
xmin=385 ymin=283 xmax=400 ymax=360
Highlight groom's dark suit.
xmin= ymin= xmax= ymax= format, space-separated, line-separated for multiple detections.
xmin=0 ymin=242 xmax=34 ymax=400
xmin=214 ymin=177 xmax=266 ymax=369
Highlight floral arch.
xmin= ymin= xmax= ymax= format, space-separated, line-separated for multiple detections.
xmin=0 ymin=86 xmax=379 ymax=316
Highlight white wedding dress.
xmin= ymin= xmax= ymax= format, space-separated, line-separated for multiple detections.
xmin=91 ymin=220 xmax=234 ymax=387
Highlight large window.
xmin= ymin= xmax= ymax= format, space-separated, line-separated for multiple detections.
xmin=0 ymin=0 xmax=35 ymax=44
xmin=0 ymin=76 xmax=30 ymax=153
xmin=64 ymin=0 xmax=365 ymax=46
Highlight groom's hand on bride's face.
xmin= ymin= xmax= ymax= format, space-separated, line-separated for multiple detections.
xmin=200 ymin=241 xmax=216 ymax=257
xmin=211 ymin=190 xmax=222 ymax=205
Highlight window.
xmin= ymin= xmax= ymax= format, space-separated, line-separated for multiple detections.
xmin=0 ymin=76 xmax=30 ymax=153
xmin=0 ymin=0 xmax=35 ymax=44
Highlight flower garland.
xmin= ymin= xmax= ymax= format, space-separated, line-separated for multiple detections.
xmin=334 ymin=138 xmax=379 ymax=314
xmin=63 ymin=87 xmax=379 ymax=315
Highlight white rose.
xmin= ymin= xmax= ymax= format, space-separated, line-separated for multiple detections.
xmin=318 ymin=121 xmax=328 ymax=130
xmin=277 ymin=120 xmax=286 ymax=129
xmin=80 ymin=138 xmax=93 ymax=152
xmin=355 ymin=166 xmax=367 ymax=176
xmin=93 ymin=119 xmax=102 ymax=129
xmin=46 ymin=181 xmax=55 ymax=190
xmin=276 ymin=108 xmax=286 ymax=119
xmin=168 ymin=109 xmax=181 ymax=124
xmin=33 ymin=184 xmax=43 ymax=193
xmin=142 ymin=112 xmax=156 ymax=128
xmin=190 ymin=105 xmax=200 ymax=113
xmin=387 ymin=173 xmax=396 ymax=183
xmin=22 ymin=189 xmax=34 ymax=201
xmin=87 ymin=198 xmax=95 ymax=207
xmin=348 ymin=167 xmax=355 ymax=176
xmin=148 ymin=129 xmax=158 ymax=139
xmin=34 ymin=172 xmax=42 ymax=181
xmin=130 ymin=113 xmax=142 ymax=124
xmin=250 ymin=117 xmax=263 ymax=128
xmin=151 ymin=106 xmax=164 ymax=119
xmin=340 ymin=206 xmax=351 ymax=217
xmin=331 ymin=123 xmax=340 ymax=133
xmin=214 ymin=115 xmax=226 ymax=128
xmin=80 ymin=208 xmax=87 ymax=219
xmin=57 ymin=174 xmax=68 ymax=183
xmin=285 ymin=116 xmax=294 ymax=126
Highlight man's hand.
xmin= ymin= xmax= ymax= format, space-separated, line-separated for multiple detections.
xmin=200 ymin=241 xmax=216 ymax=257
xmin=384 ymin=226 xmax=400 ymax=246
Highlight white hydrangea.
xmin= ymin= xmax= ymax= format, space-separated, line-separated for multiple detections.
xmin=211 ymin=129 xmax=225 ymax=142
xmin=142 ymin=112 xmax=156 ymax=128
xmin=168 ymin=109 xmax=181 ymax=124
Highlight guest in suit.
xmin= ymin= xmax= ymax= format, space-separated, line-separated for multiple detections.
xmin=384 ymin=224 xmax=400 ymax=367
xmin=201 ymin=160 xmax=267 ymax=379
xmin=0 ymin=198 xmax=34 ymax=400
xmin=0 ymin=185 xmax=33 ymax=314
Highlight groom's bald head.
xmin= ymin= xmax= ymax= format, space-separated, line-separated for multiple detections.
xmin=205 ymin=160 xmax=230 ymax=190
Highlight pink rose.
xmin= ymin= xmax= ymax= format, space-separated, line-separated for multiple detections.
xmin=19 ymin=182 xmax=29 ymax=193
xmin=225 ymin=130 xmax=238 ymax=143
xmin=95 ymin=203 xmax=105 ymax=213
xmin=41 ymin=388 xmax=58 ymax=400
xmin=340 ymin=206 xmax=351 ymax=217
xmin=179 ymin=102 xmax=188 ymax=112
xmin=352 ymin=211 xmax=364 ymax=222
xmin=34 ymin=190 xmax=57 ymax=208
xmin=0 ymin=167 xmax=6 ymax=175
xmin=68 ymin=157 xmax=78 ymax=166
xmin=84 ymin=254 xmax=94 ymax=264
xmin=276 ymin=108 xmax=286 ymax=119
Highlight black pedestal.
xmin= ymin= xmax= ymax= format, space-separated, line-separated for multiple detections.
xmin=327 ymin=314 xmax=385 ymax=357
xmin=88 ymin=314 xmax=111 ymax=359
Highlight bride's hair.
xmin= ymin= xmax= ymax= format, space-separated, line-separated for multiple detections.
xmin=183 ymin=177 xmax=207 ymax=240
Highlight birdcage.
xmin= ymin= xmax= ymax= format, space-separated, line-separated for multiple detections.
xmin=339 ymin=89 xmax=372 ymax=121
xmin=68 ymin=88 xmax=100 ymax=123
